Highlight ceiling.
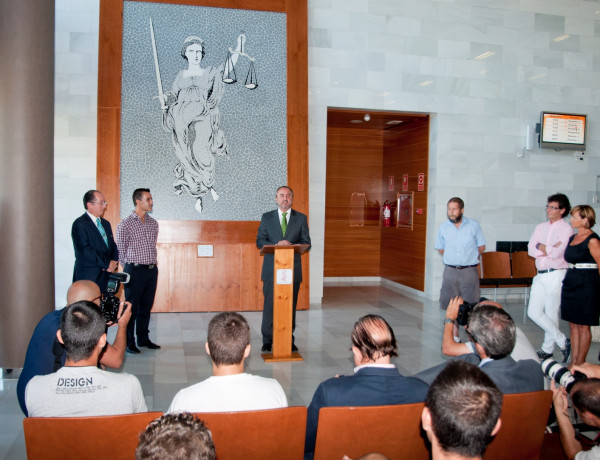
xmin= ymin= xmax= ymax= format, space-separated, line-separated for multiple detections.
xmin=327 ymin=108 xmax=428 ymax=131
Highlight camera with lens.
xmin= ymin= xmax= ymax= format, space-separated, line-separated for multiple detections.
xmin=456 ymin=301 xmax=477 ymax=326
xmin=100 ymin=272 xmax=130 ymax=324
xmin=541 ymin=358 xmax=587 ymax=393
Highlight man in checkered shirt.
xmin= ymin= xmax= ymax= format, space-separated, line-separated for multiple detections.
xmin=116 ymin=188 xmax=160 ymax=354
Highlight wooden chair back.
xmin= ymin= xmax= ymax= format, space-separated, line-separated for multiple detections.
xmin=485 ymin=390 xmax=553 ymax=460
xmin=481 ymin=251 xmax=512 ymax=279
xmin=195 ymin=406 xmax=307 ymax=460
xmin=511 ymin=251 xmax=537 ymax=278
xmin=23 ymin=411 xmax=163 ymax=460
xmin=313 ymin=403 xmax=429 ymax=460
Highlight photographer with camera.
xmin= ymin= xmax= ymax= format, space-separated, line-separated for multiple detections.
xmin=16 ymin=280 xmax=131 ymax=416
xmin=416 ymin=303 xmax=544 ymax=394
xmin=25 ymin=300 xmax=146 ymax=417
xmin=552 ymin=375 xmax=600 ymax=459
xmin=442 ymin=297 xmax=538 ymax=362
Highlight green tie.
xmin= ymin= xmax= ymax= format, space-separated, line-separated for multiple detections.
xmin=96 ymin=218 xmax=109 ymax=247
xmin=281 ymin=212 xmax=287 ymax=236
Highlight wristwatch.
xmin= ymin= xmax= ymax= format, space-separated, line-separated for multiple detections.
xmin=444 ymin=318 xmax=455 ymax=325
xmin=536 ymin=242 xmax=541 ymax=249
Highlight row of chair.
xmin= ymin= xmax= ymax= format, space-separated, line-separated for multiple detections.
xmin=24 ymin=390 xmax=554 ymax=460
xmin=479 ymin=251 xmax=537 ymax=310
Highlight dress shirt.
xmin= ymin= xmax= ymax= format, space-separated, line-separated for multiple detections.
xmin=527 ymin=219 xmax=572 ymax=270
xmin=435 ymin=216 xmax=485 ymax=266
xmin=116 ymin=212 xmax=159 ymax=265
xmin=353 ymin=363 xmax=395 ymax=373
xmin=278 ymin=208 xmax=290 ymax=226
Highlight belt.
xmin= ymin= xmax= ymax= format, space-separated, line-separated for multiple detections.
xmin=537 ymin=268 xmax=562 ymax=274
xmin=445 ymin=264 xmax=478 ymax=269
xmin=126 ymin=263 xmax=156 ymax=269
xmin=568 ymin=263 xmax=598 ymax=269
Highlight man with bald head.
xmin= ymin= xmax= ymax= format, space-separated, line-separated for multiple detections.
xmin=16 ymin=280 xmax=131 ymax=415
xmin=304 ymin=314 xmax=429 ymax=459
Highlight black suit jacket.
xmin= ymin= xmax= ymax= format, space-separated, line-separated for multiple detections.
xmin=256 ymin=208 xmax=311 ymax=282
xmin=72 ymin=213 xmax=118 ymax=292
xmin=414 ymin=353 xmax=544 ymax=394
xmin=304 ymin=366 xmax=429 ymax=458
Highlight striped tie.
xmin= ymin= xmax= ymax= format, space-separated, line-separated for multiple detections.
xmin=96 ymin=218 xmax=109 ymax=247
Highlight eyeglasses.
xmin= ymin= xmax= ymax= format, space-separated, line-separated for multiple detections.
xmin=91 ymin=201 xmax=108 ymax=206
xmin=545 ymin=205 xmax=560 ymax=211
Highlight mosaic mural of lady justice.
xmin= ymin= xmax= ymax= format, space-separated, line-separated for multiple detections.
xmin=120 ymin=3 xmax=287 ymax=221
xmin=155 ymin=23 xmax=246 ymax=212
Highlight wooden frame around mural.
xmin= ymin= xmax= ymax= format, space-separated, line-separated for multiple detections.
xmin=97 ymin=0 xmax=309 ymax=311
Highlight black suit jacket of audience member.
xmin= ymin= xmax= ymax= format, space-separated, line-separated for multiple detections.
xmin=414 ymin=353 xmax=544 ymax=394
xmin=304 ymin=366 xmax=429 ymax=459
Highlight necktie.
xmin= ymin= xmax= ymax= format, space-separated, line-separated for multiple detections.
xmin=281 ymin=212 xmax=287 ymax=236
xmin=96 ymin=218 xmax=109 ymax=247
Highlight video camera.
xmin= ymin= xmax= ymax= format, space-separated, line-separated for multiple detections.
xmin=456 ymin=301 xmax=477 ymax=326
xmin=100 ymin=272 xmax=130 ymax=324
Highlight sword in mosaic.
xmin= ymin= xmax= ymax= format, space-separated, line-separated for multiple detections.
xmin=149 ymin=18 xmax=166 ymax=111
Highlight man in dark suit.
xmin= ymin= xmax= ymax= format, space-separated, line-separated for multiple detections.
xmin=256 ymin=186 xmax=311 ymax=352
xmin=414 ymin=304 xmax=544 ymax=394
xmin=72 ymin=190 xmax=119 ymax=293
xmin=304 ymin=314 xmax=429 ymax=459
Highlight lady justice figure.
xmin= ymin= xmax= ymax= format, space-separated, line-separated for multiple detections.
xmin=160 ymin=34 xmax=245 ymax=213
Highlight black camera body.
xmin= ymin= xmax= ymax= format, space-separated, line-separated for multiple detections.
xmin=100 ymin=272 xmax=130 ymax=323
xmin=456 ymin=301 xmax=477 ymax=326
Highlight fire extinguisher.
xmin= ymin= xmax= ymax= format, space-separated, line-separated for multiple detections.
xmin=383 ymin=200 xmax=391 ymax=227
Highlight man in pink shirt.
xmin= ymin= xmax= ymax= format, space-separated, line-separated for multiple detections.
xmin=527 ymin=193 xmax=573 ymax=362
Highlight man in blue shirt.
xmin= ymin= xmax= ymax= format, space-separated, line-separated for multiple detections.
xmin=435 ymin=197 xmax=485 ymax=317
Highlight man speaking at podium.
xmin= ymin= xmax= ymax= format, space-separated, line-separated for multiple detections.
xmin=257 ymin=186 xmax=311 ymax=353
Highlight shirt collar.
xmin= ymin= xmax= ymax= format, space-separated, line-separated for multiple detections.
xmin=353 ymin=363 xmax=395 ymax=373
xmin=86 ymin=211 xmax=100 ymax=223
xmin=278 ymin=208 xmax=292 ymax=221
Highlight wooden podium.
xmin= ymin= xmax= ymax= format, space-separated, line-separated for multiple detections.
xmin=260 ymin=244 xmax=310 ymax=362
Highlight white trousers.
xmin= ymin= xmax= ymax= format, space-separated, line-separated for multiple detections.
xmin=526 ymin=269 xmax=567 ymax=353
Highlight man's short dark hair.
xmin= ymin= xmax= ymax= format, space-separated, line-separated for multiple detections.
xmin=136 ymin=412 xmax=215 ymax=460
xmin=426 ymin=360 xmax=503 ymax=458
xmin=276 ymin=185 xmax=293 ymax=196
xmin=133 ymin=188 xmax=151 ymax=206
xmin=60 ymin=301 xmax=106 ymax=362
xmin=571 ymin=378 xmax=600 ymax=418
xmin=548 ymin=193 xmax=571 ymax=216
xmin=83 ymin=190 xmax=99 ymax=210
xmin=468 ymin=305 xmax=516 ymax=359
xmin=448 ymin=197 xmax=464 ymax=209
xmin=207 ymin=312 xmax=250 ymax=366
xmin=351 ymin=314 xmax=398 ymax=361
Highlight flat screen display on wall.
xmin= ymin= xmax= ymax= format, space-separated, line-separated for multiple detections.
xmin=539 ymin=112 xmax=587 ymax=151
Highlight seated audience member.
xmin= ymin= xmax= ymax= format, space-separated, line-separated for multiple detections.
xmin=136 ymin=412 xmax=215 ymax=460
xmin=167 ymin=312 xmax=287 ymax=413
xmin=442 ymin=296 xmax=538 ymax=362
xmin=304 ymin=314 xmax=429 ymax=459
xmin=422 ymin=360 xmax=503 ymax=460
xmin=17 ymin=280 xmax=131 ymax=415
xmin=25 ymin=301 xmax=147 ymax=417
xmin=553 ymin=378 xmax=600 ymax=460
xmin=415 ymin=305 xmax=544 ymax=394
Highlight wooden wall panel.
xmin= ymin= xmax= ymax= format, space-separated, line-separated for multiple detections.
xmin=380 ymin=118 xmax=429 ymax=291
xmin=98 ymin=0 xmax=308 ymax=312
xmin=324 ymin=122 xmax=383 ymax=277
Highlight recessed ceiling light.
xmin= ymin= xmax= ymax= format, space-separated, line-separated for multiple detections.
xmin=553 ymin=34 xmax=570 ymax=42
xmin=385 ymin=120 xmax=404 ymax=125
xmin=350 ymin=120 xmax=363 ymax=123
xmin=474 ymin=51 xmax=495 ymax=60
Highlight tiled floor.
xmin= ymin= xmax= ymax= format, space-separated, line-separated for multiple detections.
xmin=0 ymin=285 xmax=587 ymax=459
